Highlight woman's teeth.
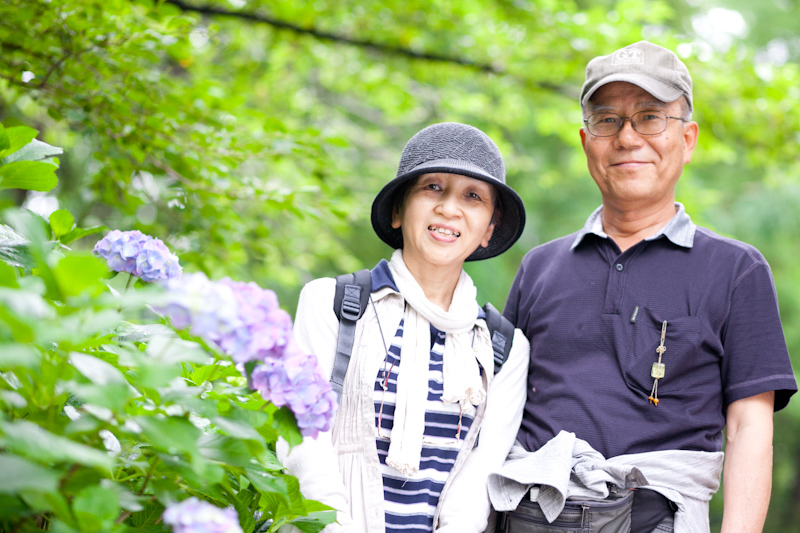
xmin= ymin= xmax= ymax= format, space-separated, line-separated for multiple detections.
xmin=429 ymin=226 xmax=460 ymax=237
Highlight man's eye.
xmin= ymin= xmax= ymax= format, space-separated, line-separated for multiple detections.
xmin=595 ymin=116 xmax=618 ymax=124
xmin=640 ymin=114 xmax=660 ymax=122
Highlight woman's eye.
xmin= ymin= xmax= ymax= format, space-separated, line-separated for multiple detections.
xmin=467 ymin=192 xmax=481 ymax=200
xmin=426 ymin=183 xmax=441 ymax=191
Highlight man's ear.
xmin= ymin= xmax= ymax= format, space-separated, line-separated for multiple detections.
xmin=683 ymin=121 xmax=699 ymax=165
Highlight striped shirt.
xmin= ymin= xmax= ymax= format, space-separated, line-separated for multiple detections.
xmin=374 ymin=317 xmax=475 ymax=532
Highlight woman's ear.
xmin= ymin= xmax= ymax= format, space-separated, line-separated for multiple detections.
xmin=480 ymin=222 xmax=495 ymax=248
xmin=391 ymin=205 xmax=402 ymax=229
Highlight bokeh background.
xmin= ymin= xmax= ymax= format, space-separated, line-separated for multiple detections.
xmin=3 ymin=0 xmax=799 ymax=529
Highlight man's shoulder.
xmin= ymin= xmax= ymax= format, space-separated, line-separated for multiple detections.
xmin=520 ymin=232 xmax=580 ymax=263
xmin=693 ymin=226 xmax=768 ymax=266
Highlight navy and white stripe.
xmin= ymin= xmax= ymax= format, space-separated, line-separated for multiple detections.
xmin=374 ymin=318 xmax=475 ymax=532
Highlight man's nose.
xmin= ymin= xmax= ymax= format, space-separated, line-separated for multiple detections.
xmin=615 ymin=117 xmax=644 ymax=147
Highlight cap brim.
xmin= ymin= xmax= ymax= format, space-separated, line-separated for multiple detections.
xmin=371 ymin=161 xmax=526 ymax=261
xmin=581 ymin=74 xmax=685 ymax=107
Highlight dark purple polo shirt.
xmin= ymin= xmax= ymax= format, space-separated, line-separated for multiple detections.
xmin=504 ymin=204 xmax=796 ymax=458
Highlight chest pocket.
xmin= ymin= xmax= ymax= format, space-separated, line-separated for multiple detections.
xmin=624 ymin=306 xmax=701 ymax=397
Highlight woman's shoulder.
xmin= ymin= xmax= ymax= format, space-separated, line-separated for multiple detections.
xmin=296 ymin=277 xmax=337 ymax=320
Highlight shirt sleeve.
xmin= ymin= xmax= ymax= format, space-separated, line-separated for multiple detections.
xmin=435 ymin=329 xmax=530 ymax=532
xmin=277 ymin=277 xmax=355 ymax=532
xmin=721 ymin=261 xmax=797 ymax=410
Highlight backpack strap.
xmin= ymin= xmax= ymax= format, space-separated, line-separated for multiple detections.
xmin=482 ymin=302 xmax=514 ymax=375
xmin=330 ymin=269 xmax=372 ymax=398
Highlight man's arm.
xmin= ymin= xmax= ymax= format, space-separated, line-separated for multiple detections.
xmin=720 ymin=391 xmax=775 ymax=533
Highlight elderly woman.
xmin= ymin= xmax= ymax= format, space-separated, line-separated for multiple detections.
xmin=278 ymin=123 xmax=530 ymax=533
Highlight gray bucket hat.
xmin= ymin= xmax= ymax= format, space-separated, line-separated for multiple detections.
xmin=371 ymin=122 xmax=526 ymax=261
xmin=581 ymin=41 xmax=693 ymax=113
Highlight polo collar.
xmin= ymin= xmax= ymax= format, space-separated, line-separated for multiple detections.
xmin=570 ymin=202 xmax=696 ymax=250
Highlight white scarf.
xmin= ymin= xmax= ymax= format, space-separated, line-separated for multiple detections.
xmin=386 ymin=250 xmax=494 ymax=476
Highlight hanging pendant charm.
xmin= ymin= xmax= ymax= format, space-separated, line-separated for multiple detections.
xmin=648 ymin=320 xmax=668 ymax=406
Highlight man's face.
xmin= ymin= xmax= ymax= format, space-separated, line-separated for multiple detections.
xmin=579 ymin=82 xmax=698 ymax=212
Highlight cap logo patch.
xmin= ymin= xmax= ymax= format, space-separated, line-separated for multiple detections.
xmin=612 ymin=48 xmax=644 ymax=65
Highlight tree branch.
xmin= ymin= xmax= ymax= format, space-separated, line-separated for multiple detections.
xmin=163 ymin=0 xmax=502 ymax=74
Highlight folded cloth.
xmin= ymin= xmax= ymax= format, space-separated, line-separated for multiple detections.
xmin=487 ymin=431 xmax=724 ymax=532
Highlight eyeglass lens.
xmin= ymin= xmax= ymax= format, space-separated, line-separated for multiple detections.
xmin=587 ymin=111 xmax=668 ymax=136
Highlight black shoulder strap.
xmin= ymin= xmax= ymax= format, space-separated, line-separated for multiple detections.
xmin=330 ymin=269 xmax=371 ymax=398
xmin=482 ymin=302 xmax=515 ymax=375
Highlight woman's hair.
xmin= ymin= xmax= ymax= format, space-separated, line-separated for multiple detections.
xmin=391 ymin=176 xmax=503 ymax=228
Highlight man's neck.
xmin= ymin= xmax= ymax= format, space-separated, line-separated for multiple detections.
xmin=601 ymin=200 xmax=678 ymax=253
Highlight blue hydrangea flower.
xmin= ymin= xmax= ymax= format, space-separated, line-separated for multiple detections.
xmin=250 ymin=346 xmax=338 ymax=439
xmin=93 ymin=229 xmax=182 ymax=282
xmin=162 ymin=497 xmax=243 ymax=533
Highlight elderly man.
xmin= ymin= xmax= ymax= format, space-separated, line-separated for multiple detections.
xmin=496 ymin=42 xmax=796 ymax=532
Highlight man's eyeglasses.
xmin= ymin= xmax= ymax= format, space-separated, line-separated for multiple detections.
xmin=584 ymin=110 xmax=686 ymax=137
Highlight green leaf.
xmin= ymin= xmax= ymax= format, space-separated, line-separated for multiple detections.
xmin=0 ymin=126 xmax=37 ymax=161
xmin=0 ymin=307 xmax=34 ymax=343
xmin=131 ymin=500 xmax=165 ymax=527
xmin=244 ymin=466 xmax=288 ymax=500
xmin=0 ymin=419 xmax=113 ymax=474
xmin=198 ymin=433 xmax=253 ymax=467
xmin=69 ymin=352 xmax=128 ymax=385
xmin=0 ymin=261 xmax=19 ymax=287
xmin=60 ymin=225 xmax=106 ymax=245
xmin=72 ymin=485 xmax=119 ymax=533
xmin=134 ymin=416 xmax=201 ymax=457
xmin=0 ymin=223 xmax=32 ymax=269
xmin=0 ymin=160 xmax=58 ymax=191
xmin=287 ymin=510 xmax=338 ymax=533
xmin=2 ymin=137 xmax=64 ymax=164
xmin=272 ymin=406 xmax=302 ymax=448
xmin=0 ymin=344 xmax=41 ymax=370
xmin=100 ymin=479 xmax=144 ymax=512
xmin=211 ymin=416 xmax=265 ymax=444
xmin=0 ymin=455 xmax=60 ymax=494
xmin=53 ymin=255 xmax=108 ymax=297
xmin=49 ymin=209 xmax=75 ymax=238
xmin=0 ymin=124 xmax=8 ymax=152
xmin=233 ymin=488 xmax=259 ymax=533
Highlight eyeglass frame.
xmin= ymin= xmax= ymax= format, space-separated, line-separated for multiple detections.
xmin=583 ymin=110 xmax=687 ymax=137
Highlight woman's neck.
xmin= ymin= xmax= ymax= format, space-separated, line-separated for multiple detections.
xmin=400 ymin=253 xmax=462 ymax=311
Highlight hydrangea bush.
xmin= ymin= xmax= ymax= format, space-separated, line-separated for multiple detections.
xmin=0 ymin=130 xmax=337 ymax=533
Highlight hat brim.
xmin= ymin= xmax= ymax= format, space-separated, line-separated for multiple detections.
xmin=581 ymin=74 xmax=687 ymax=110
xmin=370 ymin=160 xmax=526 ymax=261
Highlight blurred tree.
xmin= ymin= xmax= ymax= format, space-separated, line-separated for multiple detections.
xmin=3 ymin=0 xmax=799 ymax=530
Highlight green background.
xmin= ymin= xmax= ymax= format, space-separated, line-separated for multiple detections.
xmin=3 ymin=0 xmax=800 ymax=529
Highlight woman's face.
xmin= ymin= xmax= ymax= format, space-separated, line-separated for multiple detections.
xmin=391 ymin=172 xmax=496 ymax=272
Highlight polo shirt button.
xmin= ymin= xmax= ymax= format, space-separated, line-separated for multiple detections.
xmin=615 ymin=263 xmax=624 ymax=271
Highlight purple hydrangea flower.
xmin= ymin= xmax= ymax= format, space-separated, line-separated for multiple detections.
xmin=93 ymin=229 xmax=182 ymax=282
xmin=250 ymin=346 xmax=338 ymax=439
xmin=159 ymin=275 xmax=292 ymax=364
xmin=157 ymin=274 xmax=338 ymax=439
xmin=162 ymin=497 xmax=243 ymax=533
xmin=158 ymin=272 xmax=242 ymax=342
xmin=216 ymin=278 xmax=293 ymax=363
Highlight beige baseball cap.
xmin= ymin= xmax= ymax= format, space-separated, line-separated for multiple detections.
xmin=580 ymin=41 xmax=693 ymax=113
